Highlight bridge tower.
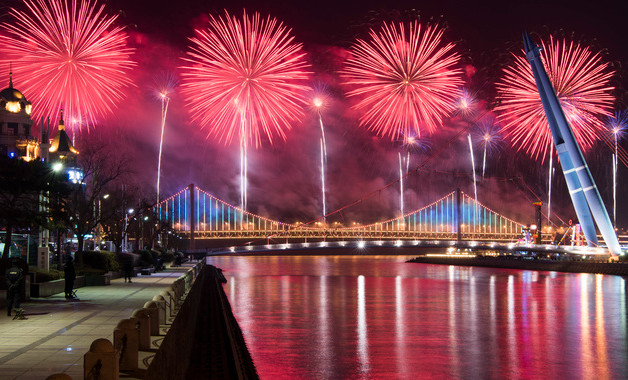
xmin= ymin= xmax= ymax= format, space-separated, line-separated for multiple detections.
xmin=189 ymin=184 xmax=195 ymax=251
xmin=523 ymin=32 xmax=621 ymax=256
xmin=455 ymin=188 xmax=462 ymax=242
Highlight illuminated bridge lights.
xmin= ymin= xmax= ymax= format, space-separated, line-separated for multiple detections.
xmin=156 ymin=186 xmax=539 ymax=243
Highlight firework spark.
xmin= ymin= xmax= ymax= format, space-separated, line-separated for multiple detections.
xmin=606 ymin=110 xmax=627 ymax=226
xmin=473 ymin=117 xmax=502 ymax=176
xmin=455 ymin=88 xmax=478 ymax=118
xmin=495 ymin=35 xmax=615 ymax=161
xmin=180 ymin=10 xmax=310 ymax=210
xmin=0 ymin=0 xmax=135 ymax=131
xmin=180 ymin=10 xmax=311 ymax=147
xmin=342 ymin=21 xmax=463 ymax=140
xmin=607 ymin=111 xmax=628 ymax=140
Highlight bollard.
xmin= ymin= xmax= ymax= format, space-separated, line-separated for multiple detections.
xmin=159 ymin=291 xmax=173 ymax=321
xmin=131 ymin=309 xmax=152 ymax=350
xmin=172 ymin=280 xmax=181 ymax=300
xmin=84 ymin=338 xmax=119 ymax=380
xmin=162 ymin=288 xmax=177 ymax=317
xmin=45 ymin=374 xmax=72 ymax=380
xmin=143 ymin=301 xmax=160 ymax=336
xmin=113 ymin=318 xmax=139 ymax=371
xmin=152 ymin=295 xmax=167 ymax=326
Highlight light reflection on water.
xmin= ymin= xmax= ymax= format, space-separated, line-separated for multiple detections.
xmin=207 ymin=255 xmax=628 ymax=379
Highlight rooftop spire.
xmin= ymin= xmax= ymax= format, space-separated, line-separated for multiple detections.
xmin=59 ymin=108 xmax=65 ymax=130
xmin=9 ymin=62 xmax=13 ymax=88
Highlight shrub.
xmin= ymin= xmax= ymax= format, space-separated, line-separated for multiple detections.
xmin=30 ymin=267 xmax=64 ymax=282
xmin=139 ymin=250 xmax=154 ymax=267
xmin=75 ymin=250 xmax=120 ymax=273
xmin=161 ymin=251 xmax=174 ymax=263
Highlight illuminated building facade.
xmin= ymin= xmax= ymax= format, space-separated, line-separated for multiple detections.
xmin=0 ymin=71 xmax=37 ymax=160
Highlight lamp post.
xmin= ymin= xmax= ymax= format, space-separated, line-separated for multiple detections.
xmin=52 ymin=162 xmax=64 ymax=269
xmin=94 ymin=194 xmax=109 ymax=251
xmin=124 ymin=208 xmax=134 ymax=252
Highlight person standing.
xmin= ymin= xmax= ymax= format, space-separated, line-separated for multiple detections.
xmin=5 ymin=259 xmax=23 ymax=316
xmin=63 ymin=256 xmax=76 ymax=299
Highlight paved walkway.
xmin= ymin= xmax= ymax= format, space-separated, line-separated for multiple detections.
xmin=0 ymin=266 xmax=192 ymax=380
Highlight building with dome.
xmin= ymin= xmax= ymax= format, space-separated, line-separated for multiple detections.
xmin=0 ymin=71 xmax=37 ymax=160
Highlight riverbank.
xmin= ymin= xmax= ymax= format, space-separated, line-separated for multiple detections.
xmin=408 ymin=256 xmax=628 ymax=276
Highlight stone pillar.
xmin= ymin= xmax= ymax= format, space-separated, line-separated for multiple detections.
xmin=152 ymin=295 xmax=167 ymax=326
xmin=143 ymin=301 xmax=161 ymax=336
xmin=84 ymin=338 xmax=119 ymax=380
xmin=131 ymin=309 xmax=152 ymax=350
xmin=113 ymin=318 xmax=139 ymax=371
xmin=37 ymin=247 xmax=49 ymax=271
xmin=45 ymin=375 xmax=72 ymax=380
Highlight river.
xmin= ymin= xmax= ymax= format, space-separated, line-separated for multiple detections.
xmin=206 ymin=255 xmax=628 ymax=379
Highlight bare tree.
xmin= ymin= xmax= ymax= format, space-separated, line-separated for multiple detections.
xmin=58 ymin=134 xmax=131 ymax=257
xmin=0 ymin=156 xmax=69 ymax=259
xmin=101 ymin=182 xmax=140 ymax=254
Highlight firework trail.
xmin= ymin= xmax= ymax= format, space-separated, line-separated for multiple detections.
xmin=495 ymin=35 xmax=615 ymax=162
xmin=342 ymin=21 xmax=463 ymax=140
xmin=0 ymin=0 xmax=135 ymax=132
xmin=320 ymin=139 xmax=326 ymax=221
xmin=398 ymin=152 xmax=404 ymax=217
xmin=468 ymin=134 xmax=478 ymax=228
xmin=547 ymin=145 xmax=554 ymax=224
xmin=154 ymin=73 xmax=178 ymax=205
xmin=312 ymin=96 xmax=329 ymax=220
xmin=181 ymin=10 xmax=310 ymax=210
xmin=606 ymin=111 xmax=627 ymax=226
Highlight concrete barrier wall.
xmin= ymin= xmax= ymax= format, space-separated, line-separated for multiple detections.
xmin=81 ymin=263 xmax=203 ymax=380
xmin=30 ymin=276 xmax=86 ymax=298
xmin=145 ymin=265 xmax=259 ymax=380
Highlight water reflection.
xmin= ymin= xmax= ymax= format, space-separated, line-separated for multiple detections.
xmin=207 ymin=256 xmax=628 ymax=379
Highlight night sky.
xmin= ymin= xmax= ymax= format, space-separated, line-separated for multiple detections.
xmin=2 ymin=0 xmax=628 ymax=227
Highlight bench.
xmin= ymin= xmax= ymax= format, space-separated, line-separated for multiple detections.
xmin=140 ymin=267 xmax=155 ymax=276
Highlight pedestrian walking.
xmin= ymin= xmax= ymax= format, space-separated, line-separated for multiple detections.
xmin=5 ymin=259 xmax=24 ymax=317
xmin=64 ymin=256 xmax=76 ymax=299
xmin=124 ymin=255 xmax=133 ymax=283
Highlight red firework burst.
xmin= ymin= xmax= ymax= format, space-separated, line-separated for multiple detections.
xmin=341 ymin=21 xmax=463 ymax=140
xmin=0 ymin=0 xmax=135 ymax=132
xmin=180 ymin=11 xmax=311 ymax=147
xmin=495 ymin=35 xmax=615 ymax=161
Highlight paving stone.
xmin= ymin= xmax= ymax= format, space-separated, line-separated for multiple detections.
xmin=0 ymin=265 xmax=193 ymax=379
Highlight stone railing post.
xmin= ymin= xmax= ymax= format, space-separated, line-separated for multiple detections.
xmin=152 ymin=295 xmax=167 ymax=326
xmin=143 ymin=301 xmax=161 ymax=336
xmin=84 ymin=338 xmax=119 ymax=380
xmin=45 ymin=374 xmax=72 ymax=380
xmin=131 ymin=309 xmax=152 ymax=350
xmin=113 ymin=318 xmax=139 ymax=371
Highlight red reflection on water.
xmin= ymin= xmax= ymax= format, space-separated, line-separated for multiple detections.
xmin=207 ymin=256 xmax=628 ymax=379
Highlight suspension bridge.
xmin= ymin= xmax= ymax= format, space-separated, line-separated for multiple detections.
xmin=151 ymin=184 xmax=622 ymax=257
xmin=154 ymin=184 xmax=544 ymax=244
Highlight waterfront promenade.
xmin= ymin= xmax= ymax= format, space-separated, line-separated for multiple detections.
xmin=0 ymin=265 xmax=193 ymax=380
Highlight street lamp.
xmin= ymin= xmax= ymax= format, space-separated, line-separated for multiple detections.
xmin=124 ymin=208 xmax=134 ymax=252
xmin=94 ymin=194 xmax=110 ymax=251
